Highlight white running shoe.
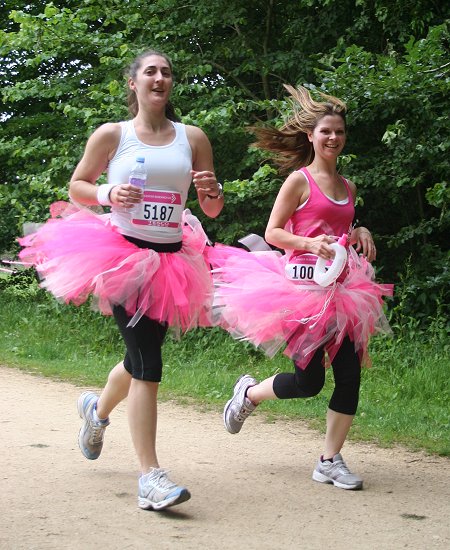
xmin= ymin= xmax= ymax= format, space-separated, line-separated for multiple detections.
xmin=138 ymin=468 xmax=191 ymax=510
xmin=312 ymin=453 xmax=363 ymax=490
xmin=223 ymin=374 xmax=258 ymax=434
xmin=77 ymin=391 xmax=109 ymax=460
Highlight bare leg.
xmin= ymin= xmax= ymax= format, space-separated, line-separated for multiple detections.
xmin=127 ymin=379 xmax=159 ymax=472
xmin=323 ymin=408 xmax=354 ymax=458
xmin=248 ymin=379 xmax=354 ymax=458
xmin=246 ymin=375 xmax=277 ymax=405
xmin=96 ymin=362 xmax=131 ymax=419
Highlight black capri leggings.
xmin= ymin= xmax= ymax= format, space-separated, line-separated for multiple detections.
xmin=112 ymin=236 xmax=182 ymax=383
xmin=272 ymin=337 xmax=361 ymax=415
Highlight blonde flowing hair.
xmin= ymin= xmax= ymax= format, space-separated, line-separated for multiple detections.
xmin=252 ymin=85 xmax=347 ymax=174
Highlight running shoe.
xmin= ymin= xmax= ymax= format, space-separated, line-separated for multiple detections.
xmin=138 ymin=468 xmax=191 ymax=510
xmin=312 ymin=453 xmax=363 ymax=490
xmin=223 ymin=374 xmax=258 ymax=434
xmin=77 ymin=391 xmax=110 ymax=460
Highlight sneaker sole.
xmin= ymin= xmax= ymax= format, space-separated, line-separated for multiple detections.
xmin=223 ymin=396 xmax=240 ymax=434
xmin=77 ymin=391 xmax=94 ymax=420
xmin=312 ymin=470 xmax=363 ymax=490
xmin=138 ymin=488 xmax=191 ymax=511
xmin=78 ymin=425 xmax=100 ymax=460
xmin=77 ymin=392 xmax=101 ymax=461
xmin=223 ymin=375 xmax=254 ymax=435
xmin=223 ymin=374 xmax=245 ymax=434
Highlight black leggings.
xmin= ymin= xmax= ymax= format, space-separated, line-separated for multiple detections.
xmin=112 ymin=236 xmax=182 ymax=383
xmin=272 ymin=337 xmax=361 ymax=415
xmin=113 ymin=305 xmax=168 ymax=382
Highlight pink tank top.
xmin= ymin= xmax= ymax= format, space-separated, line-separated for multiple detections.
xmin=288 ymin=167 xmax=354 ymax=257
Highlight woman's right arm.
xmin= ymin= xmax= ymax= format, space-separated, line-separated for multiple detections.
xmin=69 ymin=123 xmax=121 ymax=206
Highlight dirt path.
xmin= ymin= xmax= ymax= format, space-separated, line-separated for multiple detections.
xmin=0 ymin=366 xmax=448 ymax=550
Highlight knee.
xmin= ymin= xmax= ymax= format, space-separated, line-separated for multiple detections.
xmin=108 ymin=362 xmax=132 ymax=384
xmin=298 ymin=379 xmax=324 ymax=398
xmin=294 ymin=369 xmax=325 ymax=397
xmin=329 ymin=396 xmax=359 ymax=416
xmin=335 ymin=368 xmax=361 ymax=394
xmin=329 ymin=378 xmax=360 ymax=415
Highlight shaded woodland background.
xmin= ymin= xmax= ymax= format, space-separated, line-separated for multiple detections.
xmin=1 ymin=0 xmax=449 ymax=324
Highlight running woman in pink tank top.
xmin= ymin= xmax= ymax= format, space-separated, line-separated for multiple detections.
xmin=210 ymin=85 xmax=393 ymax=490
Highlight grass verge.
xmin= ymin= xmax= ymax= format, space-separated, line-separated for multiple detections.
xmin=0 ymin=293 xmax=448 ymax=456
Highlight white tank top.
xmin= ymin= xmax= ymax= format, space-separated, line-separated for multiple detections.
xmin=108 ymin=120 xmax=192 ymax=243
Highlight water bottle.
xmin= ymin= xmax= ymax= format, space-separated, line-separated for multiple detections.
xmin=129 ymin=156 xmax=146 ymax=190
xmin=129 ymin=157 xmax=146 ymax=213
xmin=313 ymin=234 xmax=348 ymax=287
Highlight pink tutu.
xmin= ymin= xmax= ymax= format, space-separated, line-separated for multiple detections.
xmin=207 ymin=242 xmax=393 ymax=369
xmin=19 ymin=202 xmax=214 ymax=332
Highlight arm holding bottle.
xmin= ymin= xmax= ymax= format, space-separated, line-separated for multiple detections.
xmin=69 ymin=123 xmax=143 ymax=209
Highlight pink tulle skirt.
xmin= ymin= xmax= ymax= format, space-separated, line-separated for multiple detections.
xmin=19 ymin=202 xmax=214 ymax=332
xmin=207 ymin=242 xmax=394 ymax=369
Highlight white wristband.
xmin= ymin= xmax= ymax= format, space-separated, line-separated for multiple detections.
xmin=97 ymin=183 xmax=117 ymax=206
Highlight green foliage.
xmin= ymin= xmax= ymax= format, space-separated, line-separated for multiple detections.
xmin=1 ymin=1 xmax=449 ymax=321
xmin=387 ymin=255 xmax=450 ymax=333
xmin=194 ymin=163 xmax=283 ymax=244
xmin=0 ymin=266 xmax=42 ymax=299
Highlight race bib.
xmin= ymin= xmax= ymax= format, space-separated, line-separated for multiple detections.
xmin=131 ymin=189 xmax=183 ymax=231
xmin=285 ymin=254 xmax=318 ymax=282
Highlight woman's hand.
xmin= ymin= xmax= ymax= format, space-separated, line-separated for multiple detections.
xmin=191 ymin=170 xmax=220 ymax=198
xmin=306 ymin=234 xmax=338 ymax=260
xmin=109 ymin=184 xmax=143 ymax=208
xmin=352 ymin=227 xmax=376 ymax=262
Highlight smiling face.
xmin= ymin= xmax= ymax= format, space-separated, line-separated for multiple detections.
xmin=128 ymin=54 xmax=174 ymax=110
xmin=307 ymin=114 xmax=346 ymax=160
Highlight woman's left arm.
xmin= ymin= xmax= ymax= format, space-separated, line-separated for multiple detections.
xmin=347 ymin=180 xmax=376 ymax=261
xmin=186 ymin=125 xmax=224 ymax=218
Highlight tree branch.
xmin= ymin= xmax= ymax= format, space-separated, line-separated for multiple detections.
xmin=205 ymin=60 xmax=261 ymax=101
xmin=422 ymin=61 xmax=450 ymax=74
xmin=261 ymin=0 xmax=274 ymax=101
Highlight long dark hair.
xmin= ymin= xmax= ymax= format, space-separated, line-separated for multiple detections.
xmin=251 ymin=85 xmax=347 ymax=174
xmin=125 ymin=49 xmax=180 ymax=122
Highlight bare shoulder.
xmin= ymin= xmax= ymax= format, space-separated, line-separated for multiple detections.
xmin=185 ymin=124 xmax=210 ymax=146
xmin=89 ymin=122 xmax=122 ymax=145
xmin=346 ymin=178 xmax=357 ymax=201
xmin=184 ymin=125 xmax=213 ymax=170
xmin=285 ymin=169 xmax=308 ymax=188
xmin=83 ymin=122 xmax=122 ymax=160
xmin=281 ymin=170 xmax=309 ymax=202
xmin=267 ymin=170 xmax=308 ymax=228
xmin=269 ymin=170 xmax=309 ymax=218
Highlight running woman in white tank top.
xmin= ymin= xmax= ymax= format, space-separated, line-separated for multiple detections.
xmin=19 ymin=50 xmax=224 ymax=511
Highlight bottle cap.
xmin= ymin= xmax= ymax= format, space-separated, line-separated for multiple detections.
xmin=337 ymin=234 xmax=348 ymax=246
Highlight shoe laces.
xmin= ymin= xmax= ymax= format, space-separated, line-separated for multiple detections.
xmin=89 ymin=421 xmax=106 ymax=445
xmin=148 ymin=469 xmax=177 ymax=490
xmin=235 ymin=401 xmax=254 ymax=423
xmin=334 ymin=458 xmax=351 ymax=476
